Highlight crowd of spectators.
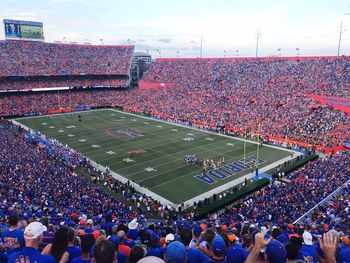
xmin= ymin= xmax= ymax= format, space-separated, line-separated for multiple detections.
xmin=0 ymin=123 xmax=136 ymax=227
xmin=1 ymin=200 xmax=350 ymax=263
xmin=130 ymin=57 xmax=350 ymax=147
xmin=0 ymin=89 xmax=124 ymax=116
xmin=0 ymin=40 xmax=134 ymax=77
xmin=0 ymin=76 xmax=128 ymax=90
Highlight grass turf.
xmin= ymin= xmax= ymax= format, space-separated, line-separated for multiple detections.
xmin=17 ymin=109 xmax=290 ymax=203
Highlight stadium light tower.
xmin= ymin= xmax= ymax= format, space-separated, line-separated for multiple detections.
xmin=277 ymin=48 xmax=281 ymax=57
xmin=337 ymin=21 xmax=345 ymax=56
xmin=255 ymin=29 xmax=262 ymax=57
xmin=236 ymin=49 xmax=239 ymax=57
xmin=296 ymin=48 xmax=300 ymax=56
xmin=200 ymin=34 xmax=203 ymax=58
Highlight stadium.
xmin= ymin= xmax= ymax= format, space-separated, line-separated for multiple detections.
xmin=0 ymin=1 xmax=350 ymax=263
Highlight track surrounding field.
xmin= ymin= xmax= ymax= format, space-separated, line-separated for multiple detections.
xmin=17 ymin=110 xmax=291 ymax=203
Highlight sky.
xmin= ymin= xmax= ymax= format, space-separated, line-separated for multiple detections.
xmin=0 ymin=0 xmax=349 ymax=58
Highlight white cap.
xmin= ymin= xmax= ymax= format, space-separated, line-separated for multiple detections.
xmin=87 ymin=219 xmax=93 ymax=225
xmin=302 ymin=231 xmax=313 ymax=245
xmin=128 ymin=218 xmax=139 ymax=230
xmin=165 ymin=233 xmax=175 ymax=243
xmin=24 ymin=222 xmax=47 ymax=239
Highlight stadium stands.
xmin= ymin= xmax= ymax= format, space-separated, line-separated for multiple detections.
xmin=123 ymin=57 xmax=350 ymax=148
xmin=0 ymin=40 xmax=134 ymax=90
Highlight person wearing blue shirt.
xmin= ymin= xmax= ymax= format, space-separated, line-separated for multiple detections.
xmin=300 ymin=231 xmax=317 ymax=263
xmin=339 ymin=246 xmax=350 ymax=263
xmin=2 ymin=214 xmax=25 ymax=256
xmin=71 ymin=234 xmax=95 ymax=263
xmin=67 ymin=228 xmax=82 ymax=262
xmin=8 ymin=222 xmax=55 ymax=263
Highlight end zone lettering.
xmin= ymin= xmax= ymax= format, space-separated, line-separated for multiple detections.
xmin=195 ymin=155 xmax=265 ymax=184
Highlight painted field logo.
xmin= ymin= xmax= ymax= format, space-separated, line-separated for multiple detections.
xmin=106 ymin=128 xmax=144 ymax=139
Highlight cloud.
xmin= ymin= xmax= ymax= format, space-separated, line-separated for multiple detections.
xmin=157 ymin=38 xmax=172 ymax=43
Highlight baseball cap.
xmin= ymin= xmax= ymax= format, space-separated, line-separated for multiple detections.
xmin=302 ymin=231 xmax=313 ymax=245
xmin=288 ymin=224 xmax=294 ymax=230
xmin=76 ymin=229 xmax=85 ymax=236
xmin=86 ymin=219 xmax=93 ymax=225
xmin=212 ymin=235 xmax=226 ymax=257
xmin=340 ymin=236 xmax=350 ymax=246
xmin=227 ymin=233 xmax=237 ymax=242
xmin=128 ymin=218 xmax=139 ymax=230
xmin=92 ymin=230 xmax=100 ymax=240
xmin=165 ymin=233 xmax=175 ymax=244
xmin=138 ymin=256 xmax=165 ymax=263
xmin=165 ymin=241 xmax=186 ymax=262
xmin=226 ymin=244 xmax=248 ymax=263
xmin=24 ymin=222 xmax=47 ymax=239
xmin=266 ymin=240 xmax=287 ymax=263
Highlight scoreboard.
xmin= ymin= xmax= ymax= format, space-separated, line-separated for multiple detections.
xmin=4 ymin=19 xmax=44 ymax=40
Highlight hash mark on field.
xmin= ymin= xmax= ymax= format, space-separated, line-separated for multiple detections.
xmin=226 ymin=143 xmax=234 ymax=146
xmin=110 ymin=114 xmax=116 ymax=116
xmin=92 ymin=145 xmax=101 ymax=148
xmin=66 ymin=125 xmax=76 ymax=129
xmin=42 ymin=122 xmax=47 ymax=125
xmin=187 ymin=133 xmax=194 ymax=136
xmin=206 ymin=138 xmax=214 ymax=141
xmin=171 ymin=129 xmax=178 ymax=132
xmin=121 ymin=116 xmax=126 ymax=119
xmin=49 ymin=126 xmax=55 ymax=129
xmin=58 ymin=129 xmax=64 ymax=133
xmin=106 ymin=151 xmax=117 ymax=155
xmin=123 ymin=158 xmax=135 ymax=163
xmin=131 ymin=119 xmax=137 ymax=121
xmin=143 ymin=122 xmax=150 ymax=125
xmin=67 ymin=134 xmax=75 ymax=137
xmin=157 ymin=125 xmax=163 ymax=128
xmin=79 ymin=139 xmax=87 ymax=142
xmin=144 ymin=167 xmax=157 ymax=172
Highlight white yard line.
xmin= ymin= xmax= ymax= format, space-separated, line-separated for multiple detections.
xmin=107 ymin=109 xmax=300 ymax=154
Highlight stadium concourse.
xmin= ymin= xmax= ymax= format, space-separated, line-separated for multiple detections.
xmin=0 ymin=40 xmax=350 ymax=262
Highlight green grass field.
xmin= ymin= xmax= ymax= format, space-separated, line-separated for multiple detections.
xmin=16 ymin=109 xmax=291 ymax=204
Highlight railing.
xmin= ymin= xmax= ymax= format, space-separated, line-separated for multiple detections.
xmin=293 ymin=179 xmax=350 ymax=224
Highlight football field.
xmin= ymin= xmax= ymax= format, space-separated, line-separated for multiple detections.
xmin=16 ymin=109 xmax=294 ymax=204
